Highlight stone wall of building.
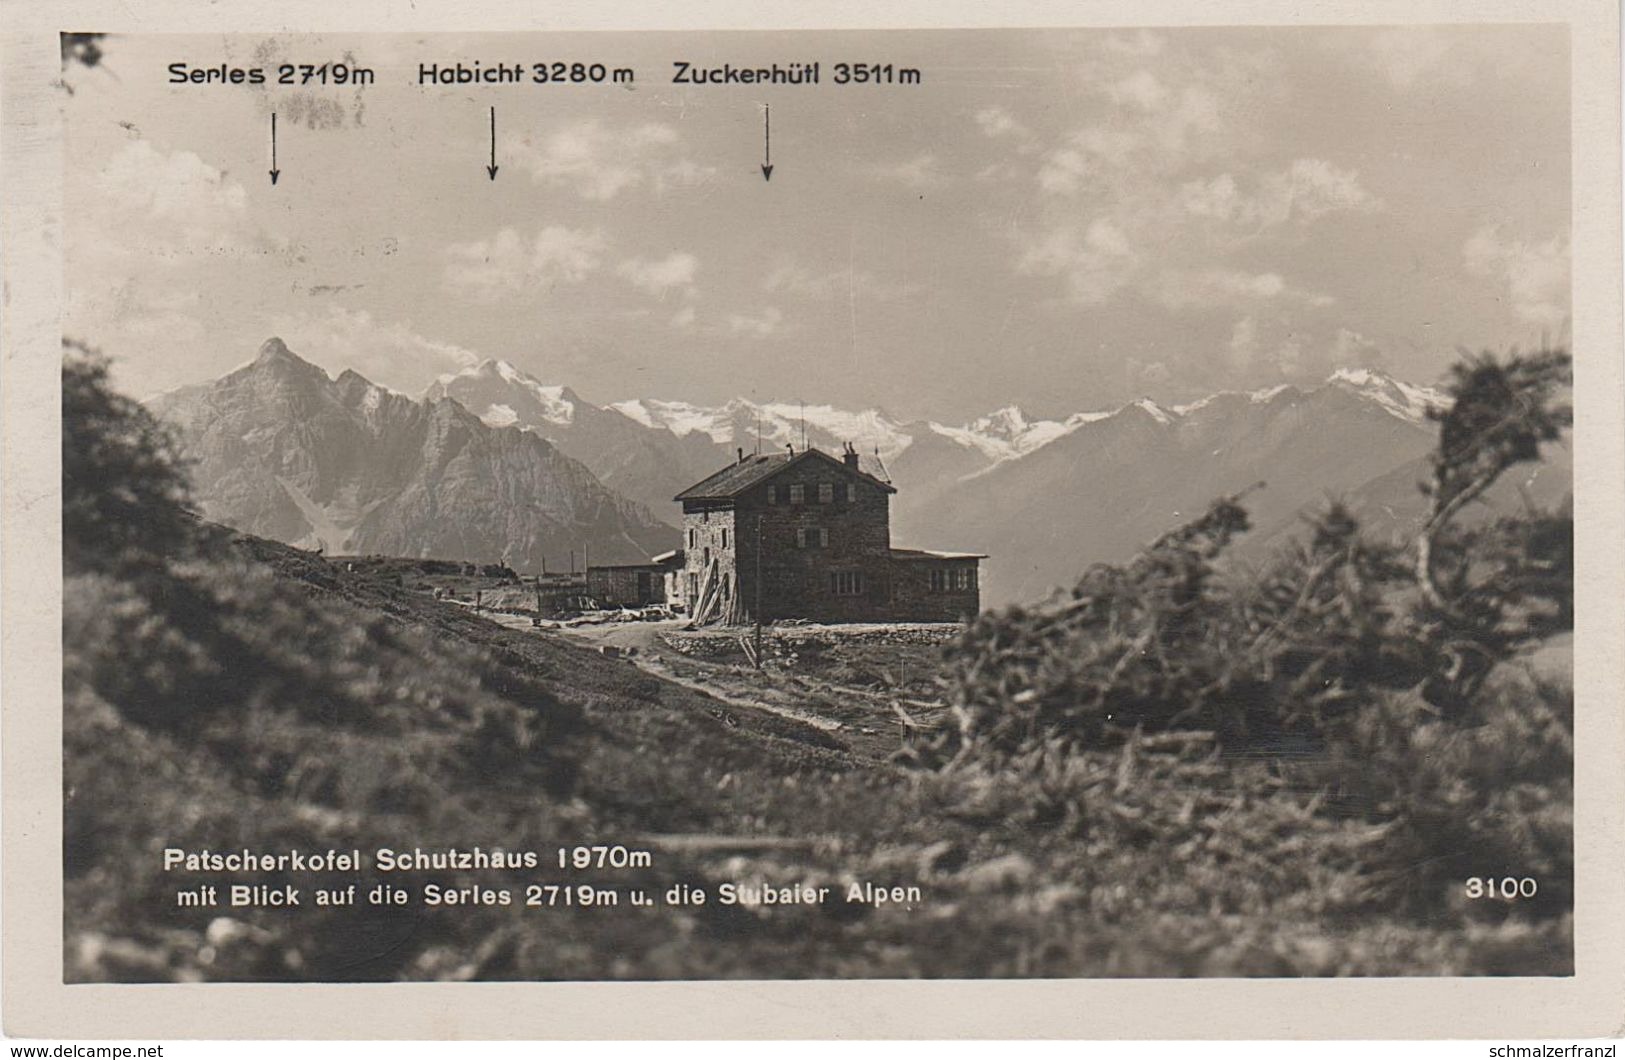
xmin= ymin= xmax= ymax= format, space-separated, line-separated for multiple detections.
xmin=679 ymin=451 xmax=983 ymax=625
xmin=890 ymin=559 xmax=981 ymax=622
xmin=735 ymin=458 xmax=894 ymax=623
xmin=681 ymin=502 xmax=739 ymax=617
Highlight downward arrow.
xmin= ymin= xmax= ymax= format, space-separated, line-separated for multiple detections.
xmin=486 ymin=106 xmax=499 ymax=181
xmin=269 ymin=112 xmax=280 ymax=185
xmin=760 ymin=104 xmax=773 ymax=181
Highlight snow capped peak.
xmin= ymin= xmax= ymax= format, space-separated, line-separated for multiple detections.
xmin=970 ymin=405 xmax=1031 ymax=438
xmin=930 ymin=404 xmax=1093 ymax=462
xmin=489 ymin=359 xmax=525 ymax=384
xmin=1133 ymin=397 xmax=1174 ymax=425
xmin=607 ymin=397 xmax=915 ymax=459
xmin=607 ymin=398 xmax=727 ymax=440
xmin=1325 ymin=366 xmax=1446 ymax=425
xmin=432 ymin=357 xmax=575 ymax=428
xmin=482 ymin=403 xmax=519 ymax=427
xmin=1172 ymin=383 xmax=1295 ymax=415
xmin=1327 ymin=367 xmax=1379 ymax=386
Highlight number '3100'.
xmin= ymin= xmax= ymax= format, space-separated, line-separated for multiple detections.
xmin=1465 ymin=876 xmax=1538 ymax=899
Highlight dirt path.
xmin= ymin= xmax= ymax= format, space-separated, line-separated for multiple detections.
xmin=482 ymin=614 xmax=925 ymax=759
xmin=490 ymin=615 xmax=855 ymax=732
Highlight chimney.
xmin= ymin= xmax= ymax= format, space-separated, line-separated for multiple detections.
xmin=842 ymin=442 xmax=859 ymax=469
xmin=786 ymin=442 xmax=794 ymax=457
xmin=737 ymin=447 xmax=745 ymax=464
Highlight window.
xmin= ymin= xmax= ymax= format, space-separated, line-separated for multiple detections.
xmin=930 ymin=568 xmax=948 ymax=592
xmin=687 ymin=573 xmax=697 ymax=599
xmin=818 ymin=482 xmax=834 ymax=503
xmin=688 ymin=529 xmax=696 ymax=549
xmin=829 ymin=571 xmax=864 ymax=596
xmin=703 ymin=547 xmax=710 ymax=565
xmin=845 ymin=483 xmax=857 ymax=503
xmin=766 ymin=485 xmax=778 ymax=504
xmin=721 ymin=529 xmax=728 ymax=549
xmin=722 ymin=573 xmax=731 ymax=599
xmin=954 ymin=568 xmax=977 ymax=591
xmin=795 ymin=527 xmax=829 ymax=549
xmin=789 ymin=483 xmax=805 ymax=504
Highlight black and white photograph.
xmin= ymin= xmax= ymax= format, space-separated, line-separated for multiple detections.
xmin=36 ymin=17 xmax=1594 ymax=993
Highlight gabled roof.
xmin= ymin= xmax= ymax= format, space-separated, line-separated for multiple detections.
xmin=674 ymin=447 xmax=897 ymax=502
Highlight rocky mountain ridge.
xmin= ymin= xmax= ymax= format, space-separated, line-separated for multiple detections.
xmin=147 ymin=339 xmax=677 ymax=571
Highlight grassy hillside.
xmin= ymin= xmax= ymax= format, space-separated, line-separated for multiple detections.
xmin=64 ymin=344 xmax=1573 ymax=980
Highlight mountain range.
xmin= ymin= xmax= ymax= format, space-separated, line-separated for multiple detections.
xmin=145 ymin=342 xmax=1571 ymax=607
xmin=146 ymin=339 xmax=676 ymax=571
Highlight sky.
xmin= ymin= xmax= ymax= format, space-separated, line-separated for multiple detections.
xmin=63 ymin=27 xmax=1570 ymax=423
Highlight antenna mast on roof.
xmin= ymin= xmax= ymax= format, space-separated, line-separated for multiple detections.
xmin=872 ymin=446 xmax=892 ymax=484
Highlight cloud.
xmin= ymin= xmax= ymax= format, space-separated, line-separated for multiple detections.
xmin=862 ymin=153 xmax=948 ymax=190
xmin=65 ymin=139 xmax=283 ymax=375
xmin=975 ymin=106 xmax=1028 ymax=139
xmin=70 ymin=138 xmax=278 ymax=273
xmin=726 ymin=307 xmax=784 ymax=337
xmin=1018 ymin=219 xmax=1138 ymax=305
xmin=1108 ymin=70 xmax=1170 ymax=111
xmin=266 ymin=305 xmax=485 ymax=390
xmin=1008 ymin=35 xmax=1382 ymax=324
xmin=1126 ymin=358 xmax=1173 ymax=391
xmin=1463 ymin=225 xmax=1570 ymax=326
xmin=1227 ymin=316 xmax=1259 ymax=372
xmin=762 ymin=261 xmax=921 ymax=303
xmin=1180 ymin=159 xmax=1380 ymax=230
xmin=1038 ymin=83 xmax=1224 ymax=196
xmin=671 ymin=305 xmax=697 ymax=329
xmin=1272 ymin=159 xmax=1381 ymax=222
xmin=1155 ymin=268 xmax=1287 ymax=309
xmin=1224 ymin=314 xmax=1311 ymax=378
xmin=618 ymin=252 xmax=700 ymax=299
xmin=443 ymin=226 xmax=606 ymax=300
xmin=1329 ymin=327 xmax=1386 ymax=369
xmin=505 ymin=120 xmax=716 ymax=200
xmin=96 ymin=139 xmax=247 ymax=229
xmin=1368 ymin=28 xmax=1470 ymax=91
xmin=1223 ymin=317 xmax=1389 ymax=382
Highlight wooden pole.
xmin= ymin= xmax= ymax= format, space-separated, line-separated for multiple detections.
xmin=753 ymin=515 xmax=763 ymax=668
